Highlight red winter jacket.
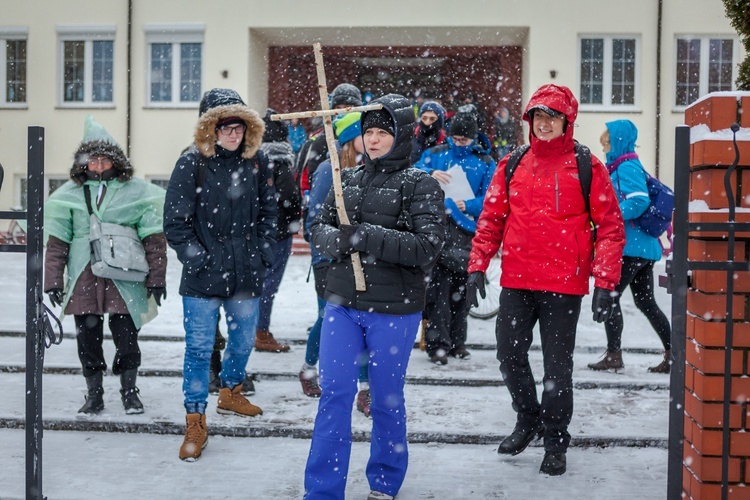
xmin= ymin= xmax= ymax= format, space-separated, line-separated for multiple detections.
xmin=468 ymin=84 xmax=624 ymax=295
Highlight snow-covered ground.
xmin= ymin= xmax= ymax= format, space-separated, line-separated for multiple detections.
xmin=0 ymin=251 xmax=674 ymax=499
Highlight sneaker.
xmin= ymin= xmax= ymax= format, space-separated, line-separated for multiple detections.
xmin=217 ymin=384 xmax=263 ymax=417
xmin=120 ymin=387 xmax=144 ymax=415
xmin=356 ymin=389 xmax=371 ymax=418
xmin=241 ymin=375 xmax=256 ymax=396
xmin=367 ymin=491 xmax=394 ymax=500
xmin=449 ymin=347 xmax=471 ymax=360
xmin=299 ymin=368 xmax=322 ymax=398
xmin=497 ymin=423 xmax=544 ymax=456
xmin=179 ymin=413 xmax=208 ymax=462
xmin=587 ymin=350 xmax=624 ymax=371
xmin=539 ymin=451 xmax=567 ymax=476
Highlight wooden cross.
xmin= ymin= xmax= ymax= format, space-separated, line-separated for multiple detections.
xmin=270 ymin=43 xmax=377 ymax=291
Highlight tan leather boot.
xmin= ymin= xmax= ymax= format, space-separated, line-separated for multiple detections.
xmin=217 ymin=384 xmax=263 ymax=417
xmin=254 ymin=330 xmax=290 ymax=353
xmin=179 ymin=413 xmax=207 ymax=461
xmin=587 ymin=350 xmax=624 ymax=371
xmin=419 ymin=319 xmax=427 ymax=351
xmin=648 ymin=350 xmax=671 ymax=373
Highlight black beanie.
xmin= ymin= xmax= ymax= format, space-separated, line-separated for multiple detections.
xmin=361 ymin=109 xmax=395 ymax=136
xmin=331 ymin=83 xmax=363 ymax=108
xmin=199 ymin=88 xmax=245 ymax=116
xmin=449 ymin=109 xmax=478 ymax=139
xmin=262 ymin=108 xmax=288 ymax=143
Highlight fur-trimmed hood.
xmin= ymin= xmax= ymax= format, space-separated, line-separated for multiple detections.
xmin=70 ymin=140 xmax=133 ymax=186
xmin=194 ymin=92 xmax=265 ymax=159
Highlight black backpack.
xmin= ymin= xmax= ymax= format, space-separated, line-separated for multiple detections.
xmin=504 ymin=142 xmax=592 ymax=214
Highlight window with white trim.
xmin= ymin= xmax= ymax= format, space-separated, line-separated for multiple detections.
xmin=147 ymin=177 xmax=170 ymax=190
xmin=145 ymin=24 xmax=204 ymax=107
xmin=675 ymin=36 xmax=738 ymax=108
xmin=17 ymin=175 xmax=69 ymax=210
xmin=578 ymin=35 xmax=639 ymax=110
xmin=57 ymin=25 xmax=115 ymax=106
xmin=0 ymin=27 xmax=28 ymax=106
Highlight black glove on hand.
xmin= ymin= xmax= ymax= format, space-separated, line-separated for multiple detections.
xmin=336 ymin=224 xmax=359 ymax=255
xmin=465 ymin=272 xmax=486 ymax=308
xmin=47 ymin=288 xmax=64 ymax=308
xmin=147 ymin=287 xmax=166 ymax=306
xmin=591 ymin=287 xmax=618 ymax=323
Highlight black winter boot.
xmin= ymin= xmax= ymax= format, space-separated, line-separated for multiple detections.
xmin=120 ymin=369 xmax=144 ymax=414
xmin=78 ymin=372 xmax=104 ymax=415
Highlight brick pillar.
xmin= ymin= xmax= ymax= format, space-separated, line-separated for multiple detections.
xmin=682 ymin=94 xmax=750 ymax=499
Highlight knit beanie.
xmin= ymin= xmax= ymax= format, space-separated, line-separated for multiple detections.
xmin=330 ymin=83 xmax=363 ymax=108
xmin=419 ymin=101 xmax=446 ymax=129
xmin=449 ymin=107 xmax=478 ymax=139
xmin=333 ymin=112 xmax=362 ymax=145
xmin=361 ymin=109 xmax=395 ymax=136
xmin=526 ymin=104 xmax=563 ymax=120
xmin=199 ymin=88 xmax=246 ymax=116
xmin=262 ymin=108 xmax=289 ymax=143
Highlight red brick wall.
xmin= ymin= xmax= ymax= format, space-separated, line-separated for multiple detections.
xmin=683 ymin=94 xmax=750 ymax=499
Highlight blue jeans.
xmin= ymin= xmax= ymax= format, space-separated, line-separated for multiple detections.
xmin=182 ymin=296 xmax=259 ymax=414
xmin=257 ymin=236 xmax=293 ymax=331
xmin=304 ymin=304 xmax=420 ymax=499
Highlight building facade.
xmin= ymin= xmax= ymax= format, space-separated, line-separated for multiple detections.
xmin=0 ymin=0 xmax=744 ymax=210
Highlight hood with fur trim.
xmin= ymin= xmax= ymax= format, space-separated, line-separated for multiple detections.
xmin=70 ymin=140 xmax=133 ymax=186
xmin=194 ymin=92 xmax=265 ymax=160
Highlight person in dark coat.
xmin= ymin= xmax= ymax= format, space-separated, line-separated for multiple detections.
xmin=164 ymin=88 xmax=277 ymax=462
xmin=410 ymin=100 xmax=447 ymax=165
xmin=254 ymin=109 xmax=302 ymax=353
xmin=304 ymin=94 xmax=445 ymax=499
xmin=44 ymin=115 xmax=167 ymax=416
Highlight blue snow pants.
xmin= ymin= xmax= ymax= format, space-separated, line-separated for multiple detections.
xmin=304 ymin=303 xmax=420 ymax=499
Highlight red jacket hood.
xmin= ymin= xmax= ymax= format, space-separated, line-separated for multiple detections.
xmin=523 ymin=84 xmax=579 ymax=153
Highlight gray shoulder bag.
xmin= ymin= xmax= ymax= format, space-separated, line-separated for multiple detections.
xmin=84 ymin=185 xmax=149 ymax=282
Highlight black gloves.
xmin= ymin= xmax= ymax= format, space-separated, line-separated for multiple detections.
xmin=147 ymin=287 xmax=166 ymax=306
xmin=591 ymin=287 xmax=618 ymax=323
xmin=465 ymin=272 xmax=486 ymax=308
xmin=336 ymin=224 xmax=360 ymax=255
xmin=47 ymin=288 xmax=64 ymax=307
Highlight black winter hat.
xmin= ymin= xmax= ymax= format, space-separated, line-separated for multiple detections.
xmin=361 ymin=108 xmax=395 ymax=136
xmin=449 ymin=108 xmax=478 ymax=139
xmin=262 ymin=108 xmax=289 ymax=143
xmin=331 ymin=83 xmax=363 ymax=108
xmin=199 ymin=88 xmax=246 ymax=116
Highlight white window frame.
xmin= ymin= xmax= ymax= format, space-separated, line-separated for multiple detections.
xmin=56 ymin=25 xmax=116 ymax=108
xmin=15 ymin=174 xmax=69 ymax=210
xmin=0 ymin=26 xmax=28 ymax=108
xmin=578 ymin=34 xmax=641 ymax=112
xmin=673 ymin=35 xmax=740 ymax=111
xmin=146 ymin=176 xmax=170 ymax=190
xmin=144 ymin=23 xmax=204 ymax=108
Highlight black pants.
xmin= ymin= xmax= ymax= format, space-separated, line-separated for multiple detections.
xmin=75 ymin=314 xmax=140 ymax=378
xmin=495 ymin=288 xmax=582 ymax=453
xmin=605 ymin=257 xmax=671 ymax=352
xmin=424 ymin=264 xmax=470 ymax=356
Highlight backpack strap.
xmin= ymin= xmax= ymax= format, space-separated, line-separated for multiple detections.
xmin=504 ymin=144 xmax=530 ymax=192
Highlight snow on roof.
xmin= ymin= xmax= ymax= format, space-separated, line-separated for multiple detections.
xmin=690 ymin=123 xmax=750 ymax=144
xmin=689 ymin=90 xmax=750 ymax=107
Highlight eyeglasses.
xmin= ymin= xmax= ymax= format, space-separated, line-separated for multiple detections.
xmin=87 ymin=156 xmax=113 ymax=167
xmin=451 ymin=136 xmax=473 ymax=146
xmin=217 ymin=123 xmax=246 ymax=136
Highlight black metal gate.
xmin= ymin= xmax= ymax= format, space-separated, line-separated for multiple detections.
xmin=664 ymin=124 xmax=747 ymax=500
xmin=1 ymin=127 xmax=63 ymax=500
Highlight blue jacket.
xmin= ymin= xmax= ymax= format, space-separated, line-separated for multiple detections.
xmin=606 ymin=119 xmax=662 ymax=261
xmin=413 ymin=132 xmax=496 ymax=231
xmin=306 ymin=159 xmax=334 ymax=267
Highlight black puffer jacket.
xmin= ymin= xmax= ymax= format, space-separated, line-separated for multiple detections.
xmin=164 ymin=91 xmax=277 ymax=299
xmin=311 ymin=94 xmax=445 ymax=315
xmin=260 ymin=141 xmax=301 ymax=241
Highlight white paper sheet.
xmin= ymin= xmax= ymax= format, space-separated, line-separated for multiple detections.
xmin=438 ymin=164 xmax=475 ymax=202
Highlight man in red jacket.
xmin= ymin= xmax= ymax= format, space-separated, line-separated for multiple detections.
xmin=466 ymin=84 xmax=625 ymax=476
